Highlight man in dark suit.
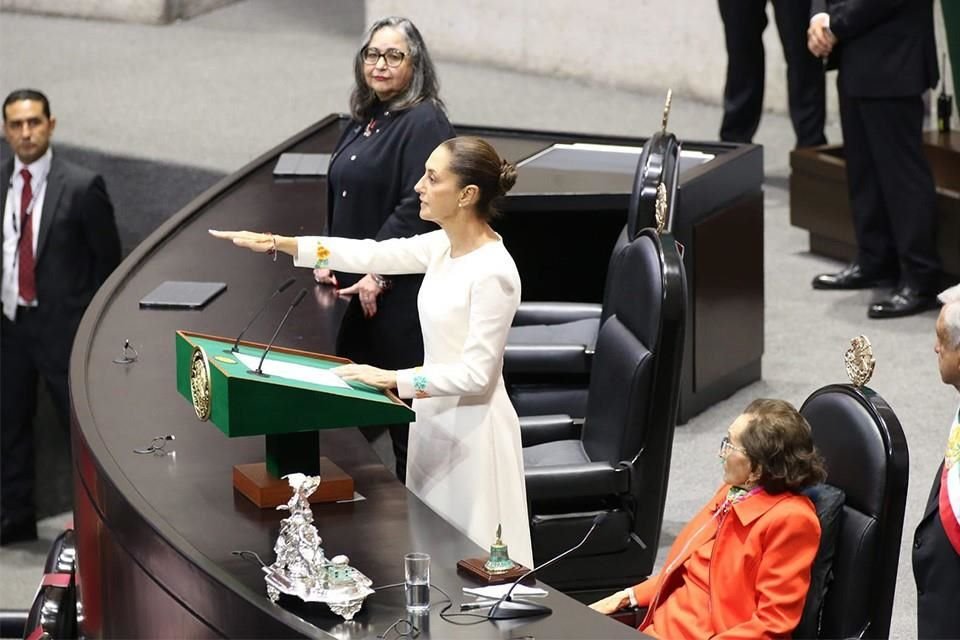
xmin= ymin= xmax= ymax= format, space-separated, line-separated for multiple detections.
xmin=1 ymin=89 xmax=121 ymax=545
xmin=808 ymin=0 xmax=941 ymax=318
xmin=913 ymin=283 xmax=960 ymax=637
xmin=718 ymin=0 xmax=827 ymax=148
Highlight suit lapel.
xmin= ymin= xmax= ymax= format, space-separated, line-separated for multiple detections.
xmin=0 ymin=159 xmax=12 ymax=277
xmin=920 ymin=462 xmax=944 ymax=523
xmin=36 ymin=155 xmax=66 ymax=265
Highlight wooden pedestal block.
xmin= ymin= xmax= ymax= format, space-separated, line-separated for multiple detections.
xmin=457 ymin=557 xmax=534 ymax=585
xmin=233 ymin=456 xmax=354 ymax=508
xmin=790 ymin=131 xmax=960 ymax=280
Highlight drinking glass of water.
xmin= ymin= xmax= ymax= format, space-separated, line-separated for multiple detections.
xmin=404 ymin=552 xmax=430 ymax=612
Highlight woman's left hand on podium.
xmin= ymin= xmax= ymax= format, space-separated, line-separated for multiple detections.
xmin=333 ymin=364 xmax=398 ymax=390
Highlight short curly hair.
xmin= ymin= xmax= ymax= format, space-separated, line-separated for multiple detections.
xmin=740 ymin=398 xmax=827 ymax=494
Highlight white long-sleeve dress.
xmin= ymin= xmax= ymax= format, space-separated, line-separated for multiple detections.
xmin=294 ymin=230 xmax=534 ymax=567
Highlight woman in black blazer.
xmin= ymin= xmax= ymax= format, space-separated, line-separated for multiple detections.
xmin=317 ymin=16 xmax=455 ymax=482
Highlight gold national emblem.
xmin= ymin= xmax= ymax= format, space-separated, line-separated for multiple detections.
xmin=844 ymin=335 xmax=875 ymax=388
xmin=190 ymin=346 xmax=212 ymax=421
xmin=655 ymin=182 xmax=668 ymax=234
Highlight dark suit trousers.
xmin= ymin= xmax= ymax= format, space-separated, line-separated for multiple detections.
xmin=838 ymin=93 xmax=940 ymax=290
xmin=1 ymin=309 xmax=72 ymax=525
xmin=719 ymin=0 xmax=826 ymax=147
xmin=913 ymin=464 xmax=960 ymax=638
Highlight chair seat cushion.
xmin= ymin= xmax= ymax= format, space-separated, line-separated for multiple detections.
xmin=523 ymin=439 xmax=589 ymax=467
xmin=504 ymin=318 xmax=599 ymax=374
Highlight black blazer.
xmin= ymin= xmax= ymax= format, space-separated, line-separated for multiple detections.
xmin=321 ymin=101 xmax=455 ymax=370
xmin=0 ymin=152 xmax=121 ymax=338
xmin=913 ymin=462 xmax=960 ymax=635
xmin=812 ymin=0 xmax=939 ymax=97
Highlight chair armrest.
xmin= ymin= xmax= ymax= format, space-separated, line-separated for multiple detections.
xmin=525 ymin=462 xmax=628 ymax=501
xmin=512 ymin=302 xmax=603 ymax=327
xmin=519 ymin=415 xmax=581 ymax=447
xmin=609 ymin=605 xmax=648 ymax=627
xmin=504 ymin=344 xmax=591 ymax=374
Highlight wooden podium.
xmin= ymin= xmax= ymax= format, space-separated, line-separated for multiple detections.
xmin=174 ymin=330 xmax=414 ymax=508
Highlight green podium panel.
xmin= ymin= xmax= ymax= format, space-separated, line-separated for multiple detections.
xmin=175 ymin=331 xmax=414 ymax=502
xmin=175 ymin=331 xmax=414 ymax=437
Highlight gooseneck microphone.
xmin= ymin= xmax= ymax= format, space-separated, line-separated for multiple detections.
xmin=465 ymin=512 xmax=608 ymax=620
xmin=251 ymin=288 xmax=307 ymax=377
xmin=230 ymin=277 xmax=296 ymax=353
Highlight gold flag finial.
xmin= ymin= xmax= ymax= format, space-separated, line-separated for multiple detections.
xmin=661 ymin=89 xmax=673 ymax=133
xmin=844 ymin=335 xmax=875 ymax=387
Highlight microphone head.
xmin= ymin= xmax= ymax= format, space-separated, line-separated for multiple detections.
xmin=292 ymin=288 xmax=308 ymax=306
xmin=278 ymin=277 xmax=296 ymax=292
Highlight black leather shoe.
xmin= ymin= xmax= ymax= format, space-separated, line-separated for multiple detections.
xmin=0 ymin=518 xmax=37 ymax=546
xmin=868 ymin=286 xmax=939 ymax=319
xmin=812 ymin=263 xmax=897 ymax=290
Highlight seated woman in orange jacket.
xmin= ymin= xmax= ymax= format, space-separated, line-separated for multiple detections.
xmin=590 ymin=398 xmax=826 ymax=639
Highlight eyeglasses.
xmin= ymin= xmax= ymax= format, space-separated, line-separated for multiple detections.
xmin=719 ymin=436 xmax=747 ymax=458
xmin=362 ymin=47 xmax=407 ymax=68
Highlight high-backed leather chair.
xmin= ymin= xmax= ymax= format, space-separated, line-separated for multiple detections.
xmin=798 ymin=384 xmax=909 ymax=639
xmin=505 ymin=130 xmax=681 ymax=419
xmin=519 ymin=226 xmax=686 ymax=598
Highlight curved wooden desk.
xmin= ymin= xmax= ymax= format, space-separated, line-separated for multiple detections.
xmin=69 ymin=115 xmax=651 ymax=638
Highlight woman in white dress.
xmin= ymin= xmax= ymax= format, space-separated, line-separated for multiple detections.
xmin=210 ymin=137 xmax=533 ymax=567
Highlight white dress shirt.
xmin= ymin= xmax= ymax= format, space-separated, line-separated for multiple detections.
xmin=2 ymin=147 xmax=52 ymax=320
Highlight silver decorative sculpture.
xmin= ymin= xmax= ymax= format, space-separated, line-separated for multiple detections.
xmin=263 ymin=473 xmax=374 ymax=620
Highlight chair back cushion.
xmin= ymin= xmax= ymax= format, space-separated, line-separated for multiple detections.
xmin=599 ymin=225 xmax=629 ymax=325
xmin=583 ymin=234 xmax=662 ymax=462
xmin=799 ymin=385 xmax=908 ymax=639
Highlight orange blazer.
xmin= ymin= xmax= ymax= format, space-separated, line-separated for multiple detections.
xmin=629 ymin=484 xmax=821 ymax=639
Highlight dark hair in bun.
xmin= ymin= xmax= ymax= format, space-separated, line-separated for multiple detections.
xmin=441 ymin=136 xmax=516 ymax=221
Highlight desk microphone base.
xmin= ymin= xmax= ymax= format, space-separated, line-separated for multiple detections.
xmin=488 ymin=599 xmax=552 ymax=620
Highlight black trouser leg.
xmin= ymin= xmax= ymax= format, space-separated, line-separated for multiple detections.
xmin=388 ymin=423 xmax=409 ymax=483
xmin=838 ymin=92 xmax=900 ymax=278
xmin=857 ymin=96 xmax=940 ymax=291
xmin=1 ymin=316 xmax=40 ymax=528
xmin=719 ymin=0 xmax=769 ymax=143
xmin=772 ymin=0 xmax=827 ymax=147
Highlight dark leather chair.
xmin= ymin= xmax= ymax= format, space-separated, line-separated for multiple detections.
xmin=798 ymin=384 xmax=909 ymax=640
xmin=520 ymin=226 xmax=686 ymax=598
xmin=505 ymin=130 xmax=681 ymax=418
xmin=14 ymin=528 xmax=79 ymax=640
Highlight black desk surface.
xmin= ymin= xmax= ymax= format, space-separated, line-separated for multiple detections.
xmin=70 ymin=115 xmax=654 ymax=638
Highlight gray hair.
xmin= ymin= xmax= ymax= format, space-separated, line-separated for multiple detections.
xmin=349 ymin=16 xmax=444 ymax=121
xmin=939 ymin=283 xmax=960 ymax=349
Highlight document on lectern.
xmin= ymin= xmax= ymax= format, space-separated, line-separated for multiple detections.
xmin=234 ymin=352 xmax=350 ymax=389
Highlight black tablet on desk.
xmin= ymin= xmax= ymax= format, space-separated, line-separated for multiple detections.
xmin=139 ymin=281 xmax=227 ymax=309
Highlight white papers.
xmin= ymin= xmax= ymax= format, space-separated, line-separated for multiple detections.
xmin=234 ymin=353 xmax=350 ymax=390
xmin=462 ymin=583 xmax=548 ymax=599
xmin=517 ymin=142 xmax=715 ymax=176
